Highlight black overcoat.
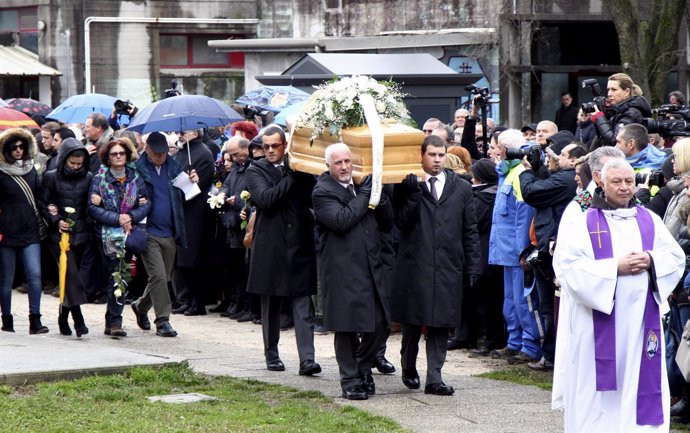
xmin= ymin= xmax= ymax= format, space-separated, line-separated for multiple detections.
xmin=245 ymin=158 xmax=317 ymax=297
xmin=392 ymin=169 xmax=481 ymax=328
xmin=173 ymin=136 xmax=215 ymax=268
xmin=312 ymin=174 xmax=393 ymax=332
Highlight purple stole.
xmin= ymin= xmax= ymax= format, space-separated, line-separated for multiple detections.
xmin=586 ymin=206 xmax=663 ymax=426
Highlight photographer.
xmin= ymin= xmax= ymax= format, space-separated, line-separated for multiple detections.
xmin=590 ymin=73 xmax=652 ymax=148
xmin=109 ymin=100 xmax=138 ymax=131
xmin=460 ymin=95 xmax=487 ymax=160
xmin=614 ymin=123 xmax=667 ymax=200
xmin=518 ymin=141 xmax=586 ymax=371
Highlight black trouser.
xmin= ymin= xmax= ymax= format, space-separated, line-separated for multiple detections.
xmin=475 ymin=267 xmax=507 ymax=350
xmin=261 ymin=294 xmax=315 ymax=364
xmin=534 ymin=255 xmax=555 ymax=362
xmin=401 ymin=324 xmax=448 ymax=384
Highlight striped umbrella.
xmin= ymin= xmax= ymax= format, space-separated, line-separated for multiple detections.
xmin=0 ymin=107 xmax=39 ymax=130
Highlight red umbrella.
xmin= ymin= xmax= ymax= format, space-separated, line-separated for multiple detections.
xmin=0 ymin=107 xmax=39 ymax=130
xmin=5 ymin=98 xmax=52 ymax=117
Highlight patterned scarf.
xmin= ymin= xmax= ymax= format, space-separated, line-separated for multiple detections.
xmin=94 ymin=165 xmax=139 ymax=258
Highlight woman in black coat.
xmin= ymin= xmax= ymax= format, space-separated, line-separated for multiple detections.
xmin=172 ymin=130 xmax=215 ymax=315
xmin=0 ymin=127 xmax=49 ymax=334
xmin=39 ymin=137 xmax=93 ymax=337
xmin=591 ymin=72 xmax=652 ymax=148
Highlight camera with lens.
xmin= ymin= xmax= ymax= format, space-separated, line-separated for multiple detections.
xmin=644 ymin=104 xmax=690 ymax=138
xmin=243 ymin=105 xmax=273 ymax=126
xmin=505 ymin=144 xmax=542 ymax=170
xmin=580 ymin=79 xmax=607 ymax=114
xmin=114 ymin=99 xmax=138 ymax=116
xmin=465 ymin=84 xmax=490 ymax=108
xmin=635 ymin=170 xmax=665 ymax=188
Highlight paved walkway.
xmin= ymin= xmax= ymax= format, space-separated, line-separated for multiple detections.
xmin=2 ymin=292 xmax=563 ymax=433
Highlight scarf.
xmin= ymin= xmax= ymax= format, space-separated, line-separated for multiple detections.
xmin=94 ymin=165 xmax=139 ymax=258
xmin=0 ymin=159 xmax=35 ymax=176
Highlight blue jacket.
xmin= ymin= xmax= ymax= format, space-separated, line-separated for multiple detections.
xmin=135 ymin=155 xmax=187 ymax=248
xmin=488 ymin=162 xmax=534 ymax=266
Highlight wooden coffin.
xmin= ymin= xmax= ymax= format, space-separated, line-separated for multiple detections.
xmin=288 ymin=123 xmax=425 ymax=183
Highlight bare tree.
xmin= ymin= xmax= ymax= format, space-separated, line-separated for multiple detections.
xmin=604 ymin=0 xmax=686 ymax=106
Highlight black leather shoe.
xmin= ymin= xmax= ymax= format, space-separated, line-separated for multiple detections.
xmin=342 ymin=385 xmax=368 ymax=400
xmin=402 ymin=371 xmax=420 ymax=390
xmin=298 ymin=360 xmax=322 ymax=376
xmin=361 ymin=374 xmax=375 ymax=395
xmin=374 ymin=357 xmax=396 ymax=374
xmin=236 ymin=311 xmax=255 ymax=322
xmin=183 ymin=307 xmax=207 ymax=316
xmin=131 ymin=304 xmax=151 ymax=330
xmin=267 ymin=359 xmax=285 ymax=371
xmin=156 ymin=322 xmax=178 ymax=337
xmin=468 ymin=346 xmax=491 ymax=358
xmin=222 ymin=304 xmax=240 ymax=318
xmin=671 ymin=398 xmax=688 ymax=417
xmin=424 ymin=382 xmax=454 ymax=396
xmin=171 ymin=304 xmax=190 ymax=314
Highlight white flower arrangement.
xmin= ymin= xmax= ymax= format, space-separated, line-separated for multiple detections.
xmin=297 ymin=75 xmax=410 ymax=143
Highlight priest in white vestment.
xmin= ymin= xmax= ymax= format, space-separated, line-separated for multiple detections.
xmin=553 ymin=159 xmax=684 ymax=433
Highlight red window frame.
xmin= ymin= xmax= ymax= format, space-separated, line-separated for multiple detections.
xmin=160 ymin=33 xmax=244 ymax=69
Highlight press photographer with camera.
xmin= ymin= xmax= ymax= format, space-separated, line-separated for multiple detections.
xmin=518 ymin=141 xmax=586 ymax=371
xmin=613 ymin=123 xmax=667 ymax=200
xmin=109 ymin=99 xmax=138 ymax=131
xmin=588 ymin=73 xmax=652 ymax=148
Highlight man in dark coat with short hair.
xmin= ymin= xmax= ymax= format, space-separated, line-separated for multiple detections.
xmin=393 ymin=134 xmax=482 ymax=396
xmin=245 ymin=125 xmax=321 ymax=376
xmin=312 ymin=142 xmax=393 ymax=400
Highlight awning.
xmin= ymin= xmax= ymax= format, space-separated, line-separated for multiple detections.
xmin=0 ymin=45 xmax=62 ymax=76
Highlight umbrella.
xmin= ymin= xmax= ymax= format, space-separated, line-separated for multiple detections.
xmin=46 ymin=93 xmax=117 ymax=123
xmin=0 ymin=107 xmax=39 ymax=130
xmin=126 ymin=95 xmax=243 ymax=134
xmin=274 ymin=100 xmax=306 ymax=126
xmin=236 ymin=86 xmax=310 ymax=113
xmin=5 ymin=98 xmax=52 ymax=117
xmin=0 ymin=99 xmax=7 ymax=107
xmin=58 ymin=232 xmax=70 ymax=304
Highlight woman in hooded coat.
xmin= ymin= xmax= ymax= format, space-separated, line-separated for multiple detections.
xmin=0 ymin=127 xmax=49 ymax=334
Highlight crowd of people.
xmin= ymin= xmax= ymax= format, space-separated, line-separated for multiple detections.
xmin=3 ymin=72 xmax=690 ymax=432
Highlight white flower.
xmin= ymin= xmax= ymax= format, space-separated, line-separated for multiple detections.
xmin=206 ymin=192 xmax=226 ymax=209
xmin=64 ymin=207 xmax=76 ymax=214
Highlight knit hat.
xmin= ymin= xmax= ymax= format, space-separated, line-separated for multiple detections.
xmin=547 ymin=130 xmax=575 ymax=155
xmin=146 ymin=132 xmax=168 ymax=153
xmin=471 ymin=158 xmax=498 ymax=184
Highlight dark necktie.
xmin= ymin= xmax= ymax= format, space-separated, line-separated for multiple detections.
xmin=429 ymin=176 xmax=438 ymax=201
xmin=346 ymin=184 xmax=355 ymax=197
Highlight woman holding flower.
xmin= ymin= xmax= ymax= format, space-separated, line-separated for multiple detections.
xmin=39 ymin=137 xmax=93 ymax=337
xmin=88 ymin=139 xmax=150 ymax=337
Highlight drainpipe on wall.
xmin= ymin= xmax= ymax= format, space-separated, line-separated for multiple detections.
xmin=84 ymin=16 xmax=260 ymax=93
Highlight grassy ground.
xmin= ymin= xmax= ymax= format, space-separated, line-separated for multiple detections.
xmin=476 ymin=366 xmax=553 ymax=391
xmin=0 ymin=363 xmax=408 ymax=433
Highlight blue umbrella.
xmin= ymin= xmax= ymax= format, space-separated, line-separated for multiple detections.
xmin=274 ymin=100 xmax=306 ymax=126
xmin=236 ymin=86 xmax=310 ymax=113
xmin=126 ymin=94 xmax=243 ymax=134
xmin=46 ymin=93 xmax=117 ymax=123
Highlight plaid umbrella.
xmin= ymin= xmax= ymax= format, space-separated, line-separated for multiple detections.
xmin=0 ymin=107 xmax=39 ymax=130
xmin=5 ymin=98 xmax=52 ymax=117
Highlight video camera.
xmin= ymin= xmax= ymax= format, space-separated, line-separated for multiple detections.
xmin=465 ymin=84 xmax=490 ymax=108
xmin=164 ymin=79 xmax=182 ymax=99
xmin=635 ymin=170 xmax=665 ymax=188
xmin=243 ymin=106 xmax=273 ymax=126
xmin=643 ymin=104 xmax=690 ymax=138
xmin=505 ymin=144 xmax=542 ymax=171
xmin=580 ymin=79 xmax=607 ymax=114
xmin=114 ymin=99 xmax=138 ymax=116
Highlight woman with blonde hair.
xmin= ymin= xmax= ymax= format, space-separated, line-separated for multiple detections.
xmin=590 ymin=72 xmax=652 ymax=148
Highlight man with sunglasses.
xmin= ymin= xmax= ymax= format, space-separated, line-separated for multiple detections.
xmin=245 ymin=125 xmax=321 ymax=376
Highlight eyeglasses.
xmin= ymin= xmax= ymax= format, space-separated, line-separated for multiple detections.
xmin=109 ymin=151 xmax=126 ymax=157
xmin=9 ymin=144 xmax=25 ymax=151
xmin=261 ymin=143 xmax=284 ymax=150
xmin=422 ymin=129 xmax=433 ymax=134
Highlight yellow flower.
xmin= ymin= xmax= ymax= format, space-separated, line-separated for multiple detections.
xmin=114 ymin=288 xmax=122 ymax=298
xmin=240 ymin=190 xmax=251 ymax=201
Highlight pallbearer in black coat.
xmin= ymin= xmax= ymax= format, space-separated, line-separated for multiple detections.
xmin=312 ymin=143 xmax=393 ymax=400
xmin=245 ymin=125 xmax=321 ymax=376
xmin=393 ymin=135 xmax=482 ymax=396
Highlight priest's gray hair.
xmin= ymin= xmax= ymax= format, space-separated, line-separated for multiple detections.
xmin=497 ymin=129 xmax=525 ymax=150
xmin=589 ymin=147 xmax=626 ymax=172
xmin=600 ymin=158 xmax=634 ymax=184
xmin=324 ymin=142 xmax=351 ymax=166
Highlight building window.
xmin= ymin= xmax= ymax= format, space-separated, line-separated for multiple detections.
xmin=160 ymin=34 xmax=244 ymax=68
xmin=0 ymin=7 xmax=38 ymax=54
